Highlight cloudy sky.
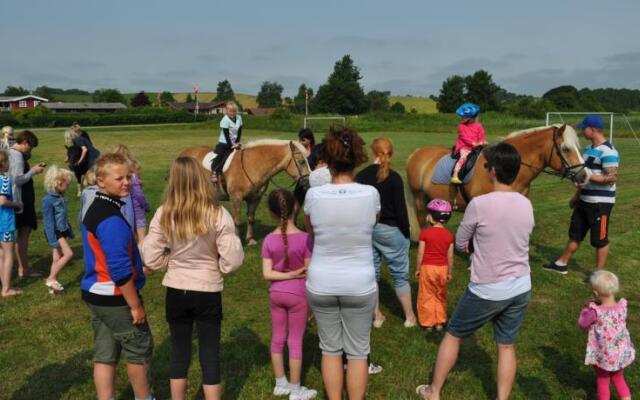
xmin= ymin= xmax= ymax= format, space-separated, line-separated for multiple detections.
xmin=1 ymin=0 xmax=639 ymax=96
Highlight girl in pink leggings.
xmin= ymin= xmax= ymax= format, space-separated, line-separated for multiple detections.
xmin=578 ymin=270 xmax=635 ymax=400
xmin=262 ymin=189 xmax=317 ymax=400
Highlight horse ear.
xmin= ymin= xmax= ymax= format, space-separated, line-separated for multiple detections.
xmin=554 ymin=124 xmax=567 ymax=142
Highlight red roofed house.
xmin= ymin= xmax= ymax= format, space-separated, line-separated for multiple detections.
xmin=0 ymin=95 xmax=49 ymax=112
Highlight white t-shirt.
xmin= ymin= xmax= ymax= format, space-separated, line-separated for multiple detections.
xmin=218 ymin=114 xmax=243 ymax=144
xmin=309 ymin=166 xmax=332 ymax=188
xmin=304 ymin=183 xmax=380 ymax=296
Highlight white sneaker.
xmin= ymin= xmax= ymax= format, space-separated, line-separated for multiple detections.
xmin=273 ymin=385 xmax=291 ymax=396
xmin=289 ymin=386 xmax=317 ymax=400
xmin=368 ymin=363 xmax=383 ymax=375
xmin=404 ymin=319 xmax=417 ymax=328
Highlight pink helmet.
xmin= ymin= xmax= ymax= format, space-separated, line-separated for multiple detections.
xmin=427 ymin=198 xmax=452 ymax=222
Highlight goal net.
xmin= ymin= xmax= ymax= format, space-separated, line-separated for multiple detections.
xmin=545 ymin=112 xmax=640 ymax=145
xmin=303 ymin=116 xmax=347 ymax=132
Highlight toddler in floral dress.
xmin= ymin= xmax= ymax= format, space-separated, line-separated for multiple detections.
xmin=578 ymin=270 xmax=635 ymax=400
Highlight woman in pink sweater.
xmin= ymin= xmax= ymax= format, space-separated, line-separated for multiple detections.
xmin=141 ymin=157 xmax=244 ymax=400
xmin=417 ymin=143 xmax=534 ymax=400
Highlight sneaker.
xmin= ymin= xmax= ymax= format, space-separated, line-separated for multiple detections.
xmin=435 ymin=324 xmax=444 ymax=331
xmin=273 ymin=385 xmax=291 ymax=396
xmin=404 ymin=319 xmax=417 ymax=328
xmin=289 ymin=386 xmax=317 ymax=400
xmin=368 ymin=363 xmax=383 ymax=375
xmin=542 ymin=262 xmax=568 ymax=275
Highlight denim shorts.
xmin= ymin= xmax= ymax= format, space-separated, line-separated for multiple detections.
xmin=447 ymin=288 xmax=531 ymax=344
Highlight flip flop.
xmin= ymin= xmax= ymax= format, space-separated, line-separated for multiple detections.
xmin=415 ymin=384 xmax=436 ymax=399
xmin=2 ymin=288 xmax=23 ymax=297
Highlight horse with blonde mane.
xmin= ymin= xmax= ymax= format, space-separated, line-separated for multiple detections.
xmin=179 ymin=139 xmax=310 ymax=245
xmin=406 ymin=124 xmax=588 ymax=239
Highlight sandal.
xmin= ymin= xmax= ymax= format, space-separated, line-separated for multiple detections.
xmin=415 ymin=384 xmax=436 ymax=399
xmin=373 ymin=316 xmax=386 ymax=329
xmin=45 ymin=280 xmax=65 ymax=294
xmin=2 ymin=288 xmax=23 ymax=297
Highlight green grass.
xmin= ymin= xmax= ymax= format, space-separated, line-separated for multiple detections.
xmin=390 ymin=96 xmax=438 ymax=114
xmin=0 ymin=123 xmax=638 ymax=399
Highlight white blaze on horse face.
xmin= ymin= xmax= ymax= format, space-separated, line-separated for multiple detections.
xmin=562 ymin=125 xmax=585 ymax=164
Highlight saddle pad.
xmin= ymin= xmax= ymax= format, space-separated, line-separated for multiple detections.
xmin=431 ymin=154 xmax=475 ymax=185
xmin=201 ymin=151 xmax=237 ymax=173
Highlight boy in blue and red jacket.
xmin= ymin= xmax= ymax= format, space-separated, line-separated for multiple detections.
xmin=81 ymin=153 xmax=154 ymax=400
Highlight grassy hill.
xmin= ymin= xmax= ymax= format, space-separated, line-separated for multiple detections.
xmin=390 ymin=95 xmax=438 ymax=114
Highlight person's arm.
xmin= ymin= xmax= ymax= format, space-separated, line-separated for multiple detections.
xmin=119 ymin=280 xmax=145 ymax=324
xmin=41 ymin=199 xmax=59 ymax=248
xmin=578 ymin=306 xmax=597 ymax=329
xmin=216 ymin=207 xmax=244 ymax=273
xmin=77 ymin=146 xmax=88 ymax=165
xmin=222 ymin=128 xmax=232 ymax=145
xmin=132 ymin=182 xmax=151 ymax=212
xmin=587 ymin=166 xmax=618 ymax=185
xmin=473 ymin=124 xmax=488 ymax=146
xmin=455 ymin=200 xmax=478 ymax=253
xmin=140 ymin=209 xmax=170 ymax=271
xmin=235 ymin=126 xmax=242 ymax=144
xmin=8 ymin=151 xmax=37 ymax=186
xmin=447 ymin=243 xmax=454 ymax=281
xmin=415 ymin=240 xmax=425 ymax=277
xmin=262 ymin=258 xmax=306 ymax=281
xmin=0 ymin=182 xmax=22 ymax=210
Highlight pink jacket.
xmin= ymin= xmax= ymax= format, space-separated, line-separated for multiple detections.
xmin=141 ymin=205 xmax=244 ymax=292
xmin=455 ymin=122 xmax=486 ymax=153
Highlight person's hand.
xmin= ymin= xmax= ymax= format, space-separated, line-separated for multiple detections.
xmin=288 ymin=267 xmax=307 ymax=278
xmin=576 ymin=174 xmax=591 ymax=188
xmin=231 ymin=143 xmax=240 ymax=149
xmin=14 ymin=201 xmax=23 ymax=212
xmin=569 ymin=196 xmax=579 ymax=209
xmin=462 ymin=242 xmax=470 ymax=254
xmin=31 ymin=164 xmax=45 ymax=174
xmin=130 ymin=305 xmax=146 ymax=324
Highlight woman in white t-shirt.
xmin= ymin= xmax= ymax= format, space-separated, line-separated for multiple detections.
xmin=211 ymin=102 xmax=243 ymax=181
xmin=304 ymin=127 xmax=380 ymax=400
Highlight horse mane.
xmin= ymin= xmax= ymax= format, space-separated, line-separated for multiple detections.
xmin=505 ymin=123 xmax=581 ymax=149
xmin=244 ymin=139 xmax=307 ymax=153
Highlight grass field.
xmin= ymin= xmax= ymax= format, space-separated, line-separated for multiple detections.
xmin=390 ymin=96 xmax=438 ymax=114
xmin=0 ymin=123 xmax=638 ymax=399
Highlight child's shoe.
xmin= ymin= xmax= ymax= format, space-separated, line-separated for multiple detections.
xmin=289 ymin=386 xmax=317 ymax=400
xmin=273 ymin=385 xmax=291 ymax=396
xmin=45 ymin=280 xmax=64 ymax=294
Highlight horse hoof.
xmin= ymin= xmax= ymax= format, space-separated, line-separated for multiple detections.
xmin=247 ymin=238 xmax=258 ymax=246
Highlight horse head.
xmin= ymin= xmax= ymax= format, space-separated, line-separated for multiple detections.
xmin=548 ymin=124 xmax=588 ymax=186
xmin=285 ymin=140 xmax=311 ymax=190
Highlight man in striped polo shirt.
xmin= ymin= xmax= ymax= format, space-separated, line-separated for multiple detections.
xmin=544 ymin=115 xmax=620 ymax=274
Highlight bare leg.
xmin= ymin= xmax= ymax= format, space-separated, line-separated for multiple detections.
xmin=496 ymin=344 xmax=517 ymax=400
xmin=346 ymin=358 xmax=368 ymax=400
xmin=170 ymin=379 xmax=187 ymax=400
xmin=557 ymin=240 xmax=580 ymax=265
xmin=374 ymin=294 xmax=385 ymax=322
xmin=127 ymin=363 xmax=151 ymax=399
xmin=202 ymin=384 xmax=221 ymax=400
xmin=46 ymin=238 xmax=73 ymax=282
xmin=428 ymin=333 xmax=463 ymax=399
xmin=596 ymin=245 xmax=609 ymax=270
xmin=94 ymin=362 xmax=116 ymax=400
xmin=289 ymin=358 xmax=302 ymax=385
xmin=271 ymin=352 xmax=286 ymax=382
xmin=321 ymin=354 xmax=344 ymax=400
xmin=397 ymin=291 xmax=417 ymax=324
xmin=15 ymin=227 xmax=34 ymax=277
xmin=0 ymin=242 xmax=20 ymax=296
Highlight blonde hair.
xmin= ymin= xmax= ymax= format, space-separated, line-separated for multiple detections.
xmin=590 ymin=270 xmax=620 ymax=295
xmin=0 ymin=150 xmax=9 ymax=171
xmin=95 ymin=153 xmax=129 ymax=178
xmin=43 ymin=165 xmax=73 ymax=193
xmin=83 ymin=168 xmax=97 ymax=186
xmin=2 ymin=126 xmax=13 ymax=143
xmin=129 ymin=159 xmax=141 ymax=173
xmin=64 ymin=129 xmax=79 ymax=147
xmin=113 ymin=144 xmax=132 ymax=161
xmin=225 ymin=101 xmax=238 ymax=112
xmin=159 ymin=157 xmax=219 ymax=241
xmin=371 ymin=136 xmax=393 ymax=183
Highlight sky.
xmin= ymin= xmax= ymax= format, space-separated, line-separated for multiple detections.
xmin=1 ymin=0 xmax=639 ymax=97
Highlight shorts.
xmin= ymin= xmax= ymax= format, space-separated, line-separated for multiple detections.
xmin=447 ymin=288 xmax=531 ymax=345
xmin=15 ymin=204 xmax=37 ymax=230
xmin=0 ymin=231 xmax=15 ymax=242
xmin=569 ymin=201 xmax=613 ymax=248
xmin=86 ymin=302 xmax=154 ymax=365
xmin=306 ymin=290 xmax=376 ymax=359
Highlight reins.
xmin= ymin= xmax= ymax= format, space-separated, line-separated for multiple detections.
xmin=519 ymin=127 xmax=585 ymax=182
xmin=238 ymin=141 xmax=310 ymax=191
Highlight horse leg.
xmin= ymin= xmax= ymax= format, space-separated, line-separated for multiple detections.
xmin=413 ymin=189 xmax=428 ymax=232
xmin=245 ymin=196 xmax=261 ymax=246
xmin=230 ymin=196 xmax=243 ymax=239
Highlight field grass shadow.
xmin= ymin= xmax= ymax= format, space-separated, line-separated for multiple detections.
xmin=221 ymin=326 xmax=270 ymax=399
xmin=10 ymin=350 xmax=93 ymax=399
xmin=538 ymin=345 xmax=591 ymax=397
xmin=532 ymin=243 xmax=592 ymax=277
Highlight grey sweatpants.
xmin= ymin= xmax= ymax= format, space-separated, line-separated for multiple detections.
xmin=306 ymin=290 xmax=377 ymax=359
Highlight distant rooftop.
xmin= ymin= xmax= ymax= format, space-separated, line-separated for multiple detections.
xmin=41 ymin=102 xmax=127 ymax=110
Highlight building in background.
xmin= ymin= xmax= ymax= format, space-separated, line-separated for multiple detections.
xmin=41 ymin=102 xmax=127 ymax=113
xmin=166 ymin=101 xmax=227 ymax=114
xmin=0 ymin=95 xmax=49 ymax=112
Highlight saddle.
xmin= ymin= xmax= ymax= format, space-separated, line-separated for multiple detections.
xmin=202 ymin=150 xmax=238 ymax=196
xmin=431 ymin=146 xmax=484 ymax=185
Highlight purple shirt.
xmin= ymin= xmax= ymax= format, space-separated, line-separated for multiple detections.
xmin=261 ymin=231 xmax=312 ymax=296
xmin=456 ymin=191 xmax=534 ymax=285
xmin=130 ymin=174 xmax=151 ymax=223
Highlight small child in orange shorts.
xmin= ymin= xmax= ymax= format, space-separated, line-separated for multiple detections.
xmin=415 ymin=198 xmax=454 ymax=331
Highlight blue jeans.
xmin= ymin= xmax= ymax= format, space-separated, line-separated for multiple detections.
xmin=372 ymin=223 xmax=410 ymax=295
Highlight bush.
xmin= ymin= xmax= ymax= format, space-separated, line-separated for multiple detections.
xmin=269 ymin=108 xmax=292 ymax=120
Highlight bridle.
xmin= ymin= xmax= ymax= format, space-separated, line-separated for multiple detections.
xmin=239 ymin=141 xmax=310 ymax=190
xmin=520 ymin=127 xmax=586 ymax=183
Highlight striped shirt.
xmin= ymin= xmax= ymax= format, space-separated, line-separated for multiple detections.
xmin=580 ymin=141 xmax=619 ymax=204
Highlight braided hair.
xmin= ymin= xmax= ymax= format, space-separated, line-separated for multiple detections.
xmin=267 ymin=189 xmax=296 ymax=269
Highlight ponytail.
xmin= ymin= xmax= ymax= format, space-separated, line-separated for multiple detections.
xmin=371 ymin=137 xmax=393 ymax=183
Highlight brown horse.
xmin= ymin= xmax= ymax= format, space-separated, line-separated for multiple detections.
xmin=180 ymin=139 xmax=310 ymax=245
xmin=406 ymin=124 xmax=588 ymax=239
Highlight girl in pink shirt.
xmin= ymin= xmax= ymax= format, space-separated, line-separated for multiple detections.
xmin=262 ymin=189 xmax=317 ymax=400
xmin=578 ymin=270 xmax=634 ymax=400
xmin=451 ymin=103 xmax=487 ymax=184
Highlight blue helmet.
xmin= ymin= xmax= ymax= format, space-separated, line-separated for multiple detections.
xmin=455 ymin=103 xmax=480 ymax=118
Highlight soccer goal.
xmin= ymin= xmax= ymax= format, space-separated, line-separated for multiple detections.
xmin=545 ymin=112 xmax=640 ymax=145
xmin=303 ymin=116 xmax=346 ymax=130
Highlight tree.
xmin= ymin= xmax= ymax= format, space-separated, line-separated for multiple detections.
xmin=93 ymin=88 xmax=126 ymax=104
xmin=130 ymin=91 xmax=151 ymax=107
xmin=293 ymin=84 xmax=314 ymax=114
xmin=390 ymin=101 xmax=406 ymax=113
xmin=366 ymin=90 xmax=390 ymax=112
xmin=436 ymin=75 xmax=466 ymax=113
xmin=159 ymin=91 xmax=175 ymax=105
xmin=542 ymin=85 xmax=581 ymax=110
xmin=464 ymin=70 xmax=502 ymax=112
xmin=215 ymin=80 xmax=236 ymax=102
xmin=256 ymin=81 xmax=284 ymax=108
xmin=34 ymin=85 xmax=54 ymax=100
xmin=283 ymin=97 xmax=294 ymax=110
xmin=185 ymin=93 xmax=193 ymax=103
xmin=314 ymin=55 xmax=369 ymax=115
xmin=3 ymin=86 xmax=29 ymax=96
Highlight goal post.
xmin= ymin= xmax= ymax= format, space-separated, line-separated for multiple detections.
xmin=545 ymin=112 xmax=640 ymax=146
xmin=303 ymin=116 xmax=346 ymax=129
